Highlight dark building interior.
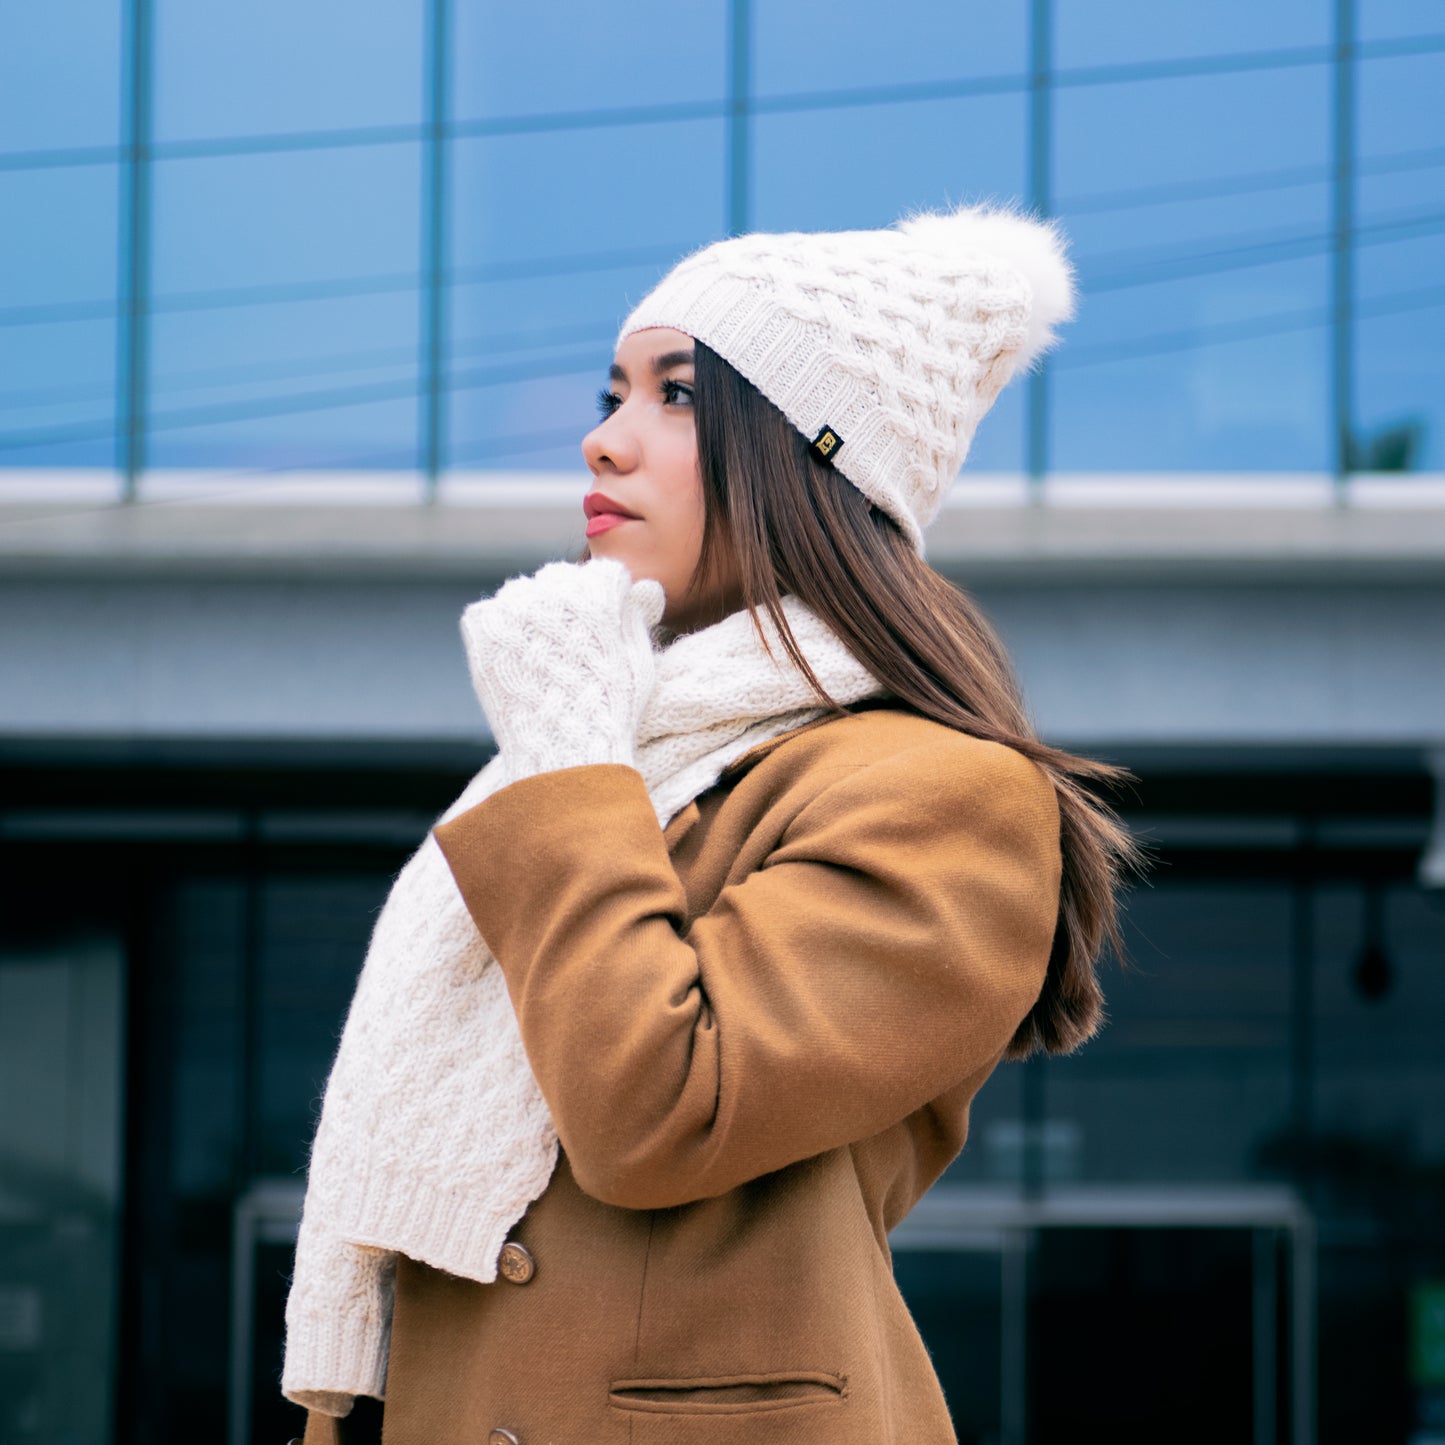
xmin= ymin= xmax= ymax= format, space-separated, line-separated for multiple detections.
xmin=3 ymin=742 xmax=1441 ymax=1444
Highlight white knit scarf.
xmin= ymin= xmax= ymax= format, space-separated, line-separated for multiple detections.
xmin=281 ymin=594 xmax=885 ymax=1415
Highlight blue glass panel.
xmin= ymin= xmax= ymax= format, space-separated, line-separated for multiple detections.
xmin=448 ymin=362 xmax=602 ymax=480
xmin=0 ymin=317 xmax=117 ymax=467
xmin=1354 ymin=51 xmax=1445 ymax=470
xmin=965 ymin=385 xmax=1025 ymax=474
xmin=147 ymin=144 xmax=421 ymax=469
xmin=1354 ymin=241 xmax=1445 ymax=472
xmin=142 ymin=394 xmax=420 ymax=472
xmin=0 ymin=0 xmax=122 ymax=152
xmin=1357 ymin=164 xmax=1445 ymax=272
xmin=152 ymin=0 xmax=424 ymax=142
xmin=1357 ymin=50 xmax=1445 ymax=161
xmin=754 ymin=0 xmax=1025 ymax=97
xmin=450 ymin=121 xmax=725 ymax=275
xmin=446 ymin=260 xmax=670 ymax=474
xmin=1054 ymin=0 xmax=1328 ymax=69
xmin=447 ymin=120 xmax=726 ymax=472
xmin=1060 ymin=180 xmax=1334 ymax=274
xmin=0 ymin=164 xmax=118 ymax=467
xmin=0 ymin=166 xmax=118 ymax=311
xmin=452 ymin=2 xmax=728 ymax=121
xmin=1358 ymin=0 xmax=1445 ymax=42
xmin=1055 ymin=65 xmax=1330 ymax=198
xmin=751 ymin=93 xmax=1028 ymax=235
xmin=1054 ymin=254 xmax=1330 ymax=471
xmin=146 ymin=291 xmax=419 ymax=470
xmin=151 ymin=143 xmax=421 ymax=295
xmin=1052 ymin=65 xmax=1331 ymax=470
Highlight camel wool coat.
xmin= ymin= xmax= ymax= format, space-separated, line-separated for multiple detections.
xmin=298 ymin=703 xmax=1062 ymax=1445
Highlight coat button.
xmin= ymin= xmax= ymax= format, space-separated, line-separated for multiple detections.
xmin=497 ymin=1241 xmax=535 ymax=1284
xmin=489 ymin=1431 xmax=521 ymax=1445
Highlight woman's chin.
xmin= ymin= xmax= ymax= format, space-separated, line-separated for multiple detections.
xmin=588 ymin=536 xmax=654 ymax=583
xmin=584 ymin=531 xmax=630 ymax=561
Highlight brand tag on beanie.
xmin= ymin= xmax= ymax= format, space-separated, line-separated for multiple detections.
xmin=810 ymin=424 xmax=843 ymax=466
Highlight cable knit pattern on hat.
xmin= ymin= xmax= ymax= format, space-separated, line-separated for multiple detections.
xmin=615 ymin=200 xmax=1077 ymax=554
xmin=282 ymin=558 xmax=886 ymax=1416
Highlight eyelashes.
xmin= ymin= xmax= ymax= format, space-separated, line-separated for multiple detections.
xmin=595 ymin=378 xmax=693 ymax=419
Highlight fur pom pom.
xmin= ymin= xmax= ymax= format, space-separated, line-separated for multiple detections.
xmin=894 ymin=199 xmax=1077 ymax=370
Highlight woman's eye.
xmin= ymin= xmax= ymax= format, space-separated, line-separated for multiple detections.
xmin=595 ymin=386 xmax=621 ymax=419
xmin=661 ymin=379 xmax=694 ymax=406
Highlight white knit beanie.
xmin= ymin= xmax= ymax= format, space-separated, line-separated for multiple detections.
xmin=615 ymin=200 xmax=1077 ymax=554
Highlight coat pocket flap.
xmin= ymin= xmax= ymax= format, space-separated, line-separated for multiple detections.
xmin=609 ymin=1371 xmax=847 ymax=1415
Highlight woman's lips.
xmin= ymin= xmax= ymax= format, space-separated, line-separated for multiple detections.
xmin=582 ymin=491 xmax=640 ymax=537
xmin=585 ymin=512 xmax=635 ymax=537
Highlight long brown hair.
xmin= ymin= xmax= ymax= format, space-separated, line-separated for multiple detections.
xmin=677 ymin=339 xmax=1148 ymax=1060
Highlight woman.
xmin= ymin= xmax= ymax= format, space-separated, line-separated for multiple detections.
xmin=282 ymin=201 xmax=1142 ymax=1444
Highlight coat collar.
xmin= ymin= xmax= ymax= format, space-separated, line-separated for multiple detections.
xmin=660 ymin=698 xmax=901 ymax=851
xmin=717 ymin=697 xmax=902 ymax=783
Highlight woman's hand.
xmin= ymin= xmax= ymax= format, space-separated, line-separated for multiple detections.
xmin=460 ymin=556 xmax=667 ymax=782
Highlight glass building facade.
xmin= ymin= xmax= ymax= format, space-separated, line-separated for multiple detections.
xmin=3 ymin=0 xmax=1443 ymax=485
xmin=3 ymin=5 xmax=1445 ymax=1445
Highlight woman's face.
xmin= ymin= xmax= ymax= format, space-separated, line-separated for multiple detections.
xmin=581 ymin=326 xmax=739 ymax=633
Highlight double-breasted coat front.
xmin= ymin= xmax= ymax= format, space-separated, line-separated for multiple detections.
xmin=298 ymin=702 xmax=1062 ymax=1445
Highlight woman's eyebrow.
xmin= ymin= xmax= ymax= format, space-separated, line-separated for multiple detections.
xmin=608 ymin=349 xmax=696 ymax=384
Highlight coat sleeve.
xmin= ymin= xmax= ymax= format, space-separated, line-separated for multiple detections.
xmin=431 ymin=736 xmax=1062 ymax=1210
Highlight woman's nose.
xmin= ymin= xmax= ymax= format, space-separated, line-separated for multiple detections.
xmin=581 ymin=412 xmax=637 ymax=474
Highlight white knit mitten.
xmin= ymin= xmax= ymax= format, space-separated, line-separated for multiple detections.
xmin=460 ymin=557 xmax=666 ymax=781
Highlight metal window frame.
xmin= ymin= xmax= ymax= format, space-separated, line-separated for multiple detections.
xmin=892 ymin=1182 xmax=1315 ymax=1445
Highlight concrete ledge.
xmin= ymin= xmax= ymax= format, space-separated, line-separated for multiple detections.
xmin=2 ymin=470 xmax=1445 ymax=581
